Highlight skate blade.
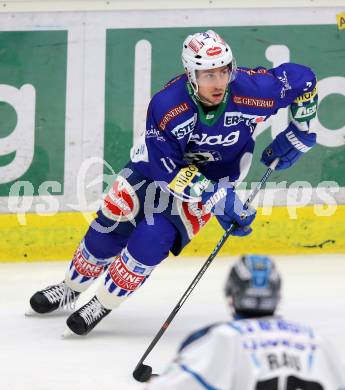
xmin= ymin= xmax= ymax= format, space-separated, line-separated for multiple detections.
xmin=25 ymin=307 xmax=37 ymax=316
xmin=61 ymin=327 xmax=75 ymax=338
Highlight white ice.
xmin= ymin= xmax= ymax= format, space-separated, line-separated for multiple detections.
xmin=1 ymin=254 xmax=345 ymax=390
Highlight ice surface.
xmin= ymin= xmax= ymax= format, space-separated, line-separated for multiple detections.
xmin=1 ymin=254 xmax=344 ymax=390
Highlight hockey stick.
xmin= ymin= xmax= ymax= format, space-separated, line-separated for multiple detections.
xmin=133 ymin=158 xmax=279 ymax=383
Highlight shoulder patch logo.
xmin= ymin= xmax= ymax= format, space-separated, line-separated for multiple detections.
xmin=159 ymin=102 xmax=191 ymax=131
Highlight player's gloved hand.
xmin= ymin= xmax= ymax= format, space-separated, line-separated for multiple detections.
xmin=201 ymin=183 xmax=256 ymax=236
xmin=215 ymin=193 xmax=256 ymax=236
xmin=261 ymin=124 xmax=316 ymax=170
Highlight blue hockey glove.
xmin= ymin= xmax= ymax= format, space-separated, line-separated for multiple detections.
xmin=201 ymin=183 xmax=256 ymax=236
xmin=261 ymin=124 xmax=316 ymax=170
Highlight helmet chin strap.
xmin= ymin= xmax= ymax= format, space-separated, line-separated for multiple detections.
xmin=190 ymin=80 xmax=220 ymax=107
xmin=188 ymin=67 xmax=233 ymax=107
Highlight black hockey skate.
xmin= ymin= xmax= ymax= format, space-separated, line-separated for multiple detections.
xmin=66 ymin=296 xmax=111 ymax=335
xmin=29 ymin=282 xmax=80 ymax=314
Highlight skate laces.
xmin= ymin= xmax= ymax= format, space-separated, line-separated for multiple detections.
xmin=43 ymin=283 xmax=78 ymax=311
xmin=79 ymin=298 xmax=108 ymax=326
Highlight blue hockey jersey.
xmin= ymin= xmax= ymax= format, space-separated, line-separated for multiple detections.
xmin=131 ymin=63 xmax=317 ymax=186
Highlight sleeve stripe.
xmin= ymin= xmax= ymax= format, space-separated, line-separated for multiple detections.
xmin=179 ymin=363 xmax=221 ymax=390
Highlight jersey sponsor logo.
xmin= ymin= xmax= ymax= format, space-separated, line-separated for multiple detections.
xmin=102 ymin=176 xmax=140 ymax=222
xmin=277 ymin=70 xmax=292 ymax=98
xmin=233 ymin=95 xmax=275 ymax=108
xmin=189 ymin=131 xmax=240 ymax=147
xmin=224 ymin=112 xmax=264 ymax=131
xmin=109 ymin=255 xmax=145 ymax=291
xmin=168 ymin=164 xmax=199 ymax=194
xmin=238 ymin=68 xmax=270 ymax=76
xmin=72 ymin=248 xmax=104 ymax=277
xmin=243 ymin=337 xmax=317 ymax=352
xmin=238 ymin=318 xmax=312 ymax=335
xmin=171 ymin=116 xmax=195 ymax=139
xmin=285 ymin=131 xmax=311 ymax=152
xmin=145 ymin=126 xmax=160 ymax=138
xmin=159 ymin=102 xmax=190 ymax=131
xmin=145 ymin=126 xmax=165 ymax=141
xmin=206 ymin=46 xmax=222 ymax=56
xmin=188 ymin=38 xmax=203 ymax=53
xmin=293 ymin=86 xmax=318 ymax=103
xmin=291 ymin=102 xmax=317 ymax=122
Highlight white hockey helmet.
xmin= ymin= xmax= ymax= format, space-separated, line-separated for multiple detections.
xmin=182 ymin=30 xmax=237 ymax=94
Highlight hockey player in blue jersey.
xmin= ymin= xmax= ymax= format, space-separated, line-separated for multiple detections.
xmin=28 ymin=30 xmax=318 ymax=336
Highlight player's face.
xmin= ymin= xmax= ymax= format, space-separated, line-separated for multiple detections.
xmin=196 ymin=66 xmax=230 ymax=106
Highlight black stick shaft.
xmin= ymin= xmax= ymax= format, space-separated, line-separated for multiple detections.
xmin=134 ymin=159 xmax=278 ymax=372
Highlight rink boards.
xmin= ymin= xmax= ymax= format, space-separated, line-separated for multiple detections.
xmin=0 ymin=9 xmax=344 ymax=262
xmin=1 ymin=204 xmax=344 ymax=262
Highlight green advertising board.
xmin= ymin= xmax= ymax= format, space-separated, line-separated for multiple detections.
xmin=0 ymin=24 xmax=344 ymax=206
xmin=0 ymin=31 xmax=67 ymax=196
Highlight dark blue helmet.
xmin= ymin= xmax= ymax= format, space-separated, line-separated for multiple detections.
xmin=225 ymin=255 xmax=281 ymax=317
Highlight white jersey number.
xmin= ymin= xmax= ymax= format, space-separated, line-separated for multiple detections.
xmin=160 ymin=157 xmax=177 ymax=173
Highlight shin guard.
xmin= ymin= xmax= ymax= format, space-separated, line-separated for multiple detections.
xmin=96 ymin=247 xmax=155 ymax=309
xmin=65 ymin=239 xmax=114 ymax=293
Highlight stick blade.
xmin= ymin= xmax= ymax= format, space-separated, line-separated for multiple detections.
xmin=133 ymin=363 xmax=152 ymax=382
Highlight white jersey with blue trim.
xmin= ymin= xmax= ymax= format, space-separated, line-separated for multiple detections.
xmin=146 ymin=317 xmax=345 ymax=390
